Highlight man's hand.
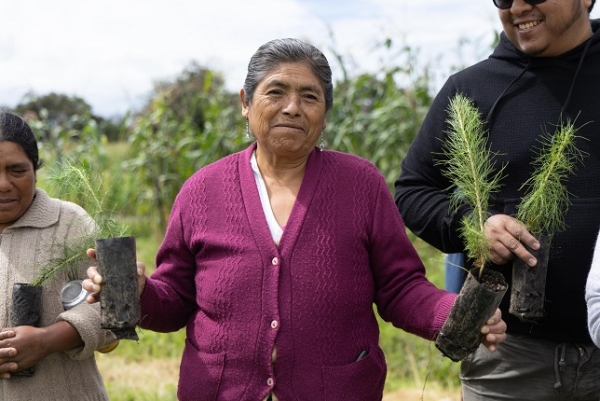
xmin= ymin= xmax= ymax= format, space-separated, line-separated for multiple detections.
xmin=485 ymin=214 xmax=539 ymax=266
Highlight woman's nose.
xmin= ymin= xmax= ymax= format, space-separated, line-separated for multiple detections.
xmin=0 ymin=173 xmax=12 ymax=191
xmin=282 ymin=95 xmax=301 ymax=115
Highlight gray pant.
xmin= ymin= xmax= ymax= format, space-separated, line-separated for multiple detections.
xmin=460 ymin=334 xmax=600 ymax=400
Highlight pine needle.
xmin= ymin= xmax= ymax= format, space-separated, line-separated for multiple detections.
xmin=516 ymin=118 xmax=587 ymax=236
xmin=437 ymin=94 xmax=505 ymax=271
xmin=44 ymin=159 xmax=130 ymax=239
xmin=32 ymin=159 xmax=130 ymax=287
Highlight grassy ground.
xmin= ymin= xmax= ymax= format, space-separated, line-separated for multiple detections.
xmin=97 ymin=355 xmax=461 ymax=401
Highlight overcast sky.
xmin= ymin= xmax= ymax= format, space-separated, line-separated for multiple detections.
xmin=1 ymin=1 xmax=598 ymax=118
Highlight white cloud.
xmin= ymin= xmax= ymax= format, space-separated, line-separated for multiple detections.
xmin=0 ymin=0 xmax=321 ymax=116
xmin=1 ymin=0 xmax=598 ymax=117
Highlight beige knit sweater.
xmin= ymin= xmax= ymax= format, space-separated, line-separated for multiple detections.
xmin=0 ymin=189 xmax=115 ymax=400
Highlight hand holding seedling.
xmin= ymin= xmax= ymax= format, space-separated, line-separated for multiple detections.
xmin=0 ymin=330 xmax=17 ymax=379
xmin=484 ymin=214 xmax=540 ymax=267
xmin=480 ymin=308 xmax=507 ymax=352
xmin=0 ymin=326 xmax=46 ymax=376
xmin=0 ymin=321 xmax=83 ymax=379
xmin=83 ymin=248 xmax=147 ymax=304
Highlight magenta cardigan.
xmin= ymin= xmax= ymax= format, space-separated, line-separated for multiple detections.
xmin=140 ymin=144 xmax=456 ymax=400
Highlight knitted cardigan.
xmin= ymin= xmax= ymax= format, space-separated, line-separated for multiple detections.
xmin=140 ymin=144 xmax=456 ymax=401
xmin=0 ymin=189 xmax=114 ymax=401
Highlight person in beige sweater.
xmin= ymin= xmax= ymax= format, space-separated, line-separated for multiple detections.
xmin=0 ymin=110 xmax=115 ymax=400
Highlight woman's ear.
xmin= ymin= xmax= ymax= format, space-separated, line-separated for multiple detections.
xmin=240 ymin=89 xmax=249 ymax=119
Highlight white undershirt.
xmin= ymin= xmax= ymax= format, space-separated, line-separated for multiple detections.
xmin=251 ymin=151 xmax=283 ymax=244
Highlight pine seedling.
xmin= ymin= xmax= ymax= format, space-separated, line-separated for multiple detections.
xmin=31 ymin=159 xmax=130 ymax=287
xmin=437 ymin=94 xmax=505 ymax=272
xmin=516 ymin=118 xmax=587 ymax=237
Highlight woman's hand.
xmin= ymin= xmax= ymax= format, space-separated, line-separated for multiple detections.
xmin=480 ymin=308 xmax=507 ymax=352
xmin=0 ymin=330 xmax=18 ymax=379
xmin=83 ymin=248 xmax=147 ymax=304
xmin=0 ymin=321 xmax=84 ymax=378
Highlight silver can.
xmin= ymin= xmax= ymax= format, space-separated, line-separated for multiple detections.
xmin=61 ymin=280 xmax=91 ymax=310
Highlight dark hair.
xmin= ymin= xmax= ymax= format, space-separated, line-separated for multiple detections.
xmin=242 ymin=38 xmax=334 ymax=112
xmin=0 ymin=110 xmax=43 ymax=171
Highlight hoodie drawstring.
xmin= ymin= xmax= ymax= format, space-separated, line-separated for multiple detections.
xmin=561 ymin=37 xmax=593 ymax=115
xmin=485 ymin=58 xmax=531 ymax=125
xmin=485 ymin=36 xmax=593 ymax=126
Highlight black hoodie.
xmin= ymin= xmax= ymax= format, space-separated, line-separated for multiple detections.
xmin=395 ymin=20 xmax=600 ymax=342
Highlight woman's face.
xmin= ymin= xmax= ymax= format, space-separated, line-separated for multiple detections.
xmin=0 ymin=141 xmax=36 ymax=232
xmin=241 ymin=62 xmax=327 ymax=160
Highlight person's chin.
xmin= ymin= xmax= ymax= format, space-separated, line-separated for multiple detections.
xmin=516 ymin=39 xmax=548 ymax=57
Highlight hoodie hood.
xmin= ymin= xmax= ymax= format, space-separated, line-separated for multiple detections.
xmin=484 ymin=19 xmax=600 ymax=123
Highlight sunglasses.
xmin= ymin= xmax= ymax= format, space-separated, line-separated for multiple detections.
xmin=493 ymin=0 xmax=546 ymax=9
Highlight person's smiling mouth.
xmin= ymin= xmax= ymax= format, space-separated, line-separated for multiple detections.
xmin=515 ymin=19 xmax=542 ymax=31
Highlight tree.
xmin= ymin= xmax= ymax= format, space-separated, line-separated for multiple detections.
xmin=15 ymin=92 xmax=125 ymax=142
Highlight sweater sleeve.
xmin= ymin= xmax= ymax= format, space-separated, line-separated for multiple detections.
xmin=58 ymin=302 xmax=117 ymax=359
xmin=586 ymin=230 xmax=600 ymax=347
xmin=394 ymin=77 xmax=471 ymax=253
xmin=139 ymin=189 xmax=197 ymax=332
xmin=371 ymin=172 xmax=456 ymax=340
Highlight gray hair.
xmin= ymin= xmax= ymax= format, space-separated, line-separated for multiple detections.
xmin=0 ymin=110 xmax=42 ymax=171
xmin=242 ymin=38 xmax=334 ymax=112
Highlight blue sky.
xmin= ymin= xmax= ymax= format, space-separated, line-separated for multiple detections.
xmin=1 ymin=0 xmax=598 ymax=118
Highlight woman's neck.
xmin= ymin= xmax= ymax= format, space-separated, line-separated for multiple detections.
xmin=255 ymin=148 xmax=308 ymax=185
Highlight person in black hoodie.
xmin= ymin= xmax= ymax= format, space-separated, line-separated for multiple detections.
xmin=395 ymin=0 xmax=600 ymax=400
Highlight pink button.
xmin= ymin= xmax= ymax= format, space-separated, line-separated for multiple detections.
xmin=271 ymin=320 xmax=278 ymax=329
xmin=267 ymin=377 xmax=274 ymax=387
xmin=271 ymin=257 xmax=279 ymax=265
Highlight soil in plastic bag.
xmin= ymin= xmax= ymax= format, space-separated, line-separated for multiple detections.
xmin=11 ymin=283 xmax=43 ymax=377
xmin=96 ymin=236 xmax=140 ymax=340
xmin=509 ymin=234 xmax=551 ymax=322
xmin=435 ymin=268 xmax=508 ymax=362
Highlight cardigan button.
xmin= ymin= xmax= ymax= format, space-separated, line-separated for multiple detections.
xmin=271 ymin=320 xmax=279 ymax=329
xmin=271 ymin=257 xmax=279 ymax=266
xmin=267 ymin=377 xmax=274 ymax=387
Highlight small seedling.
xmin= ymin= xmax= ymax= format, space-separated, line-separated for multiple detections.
xmin=437 ymin=94 xmax=505 ymax=273
xmin=516 ymin=117 xmax=587 ymax=237
xmin=31 ymin=159 xmax=130 ymax=287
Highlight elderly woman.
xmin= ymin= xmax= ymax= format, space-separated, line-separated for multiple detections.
xmin=85 ymin=38 xmax=506 ymax=400
xmin=0 ymin=110 xmax=115 ymax=399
